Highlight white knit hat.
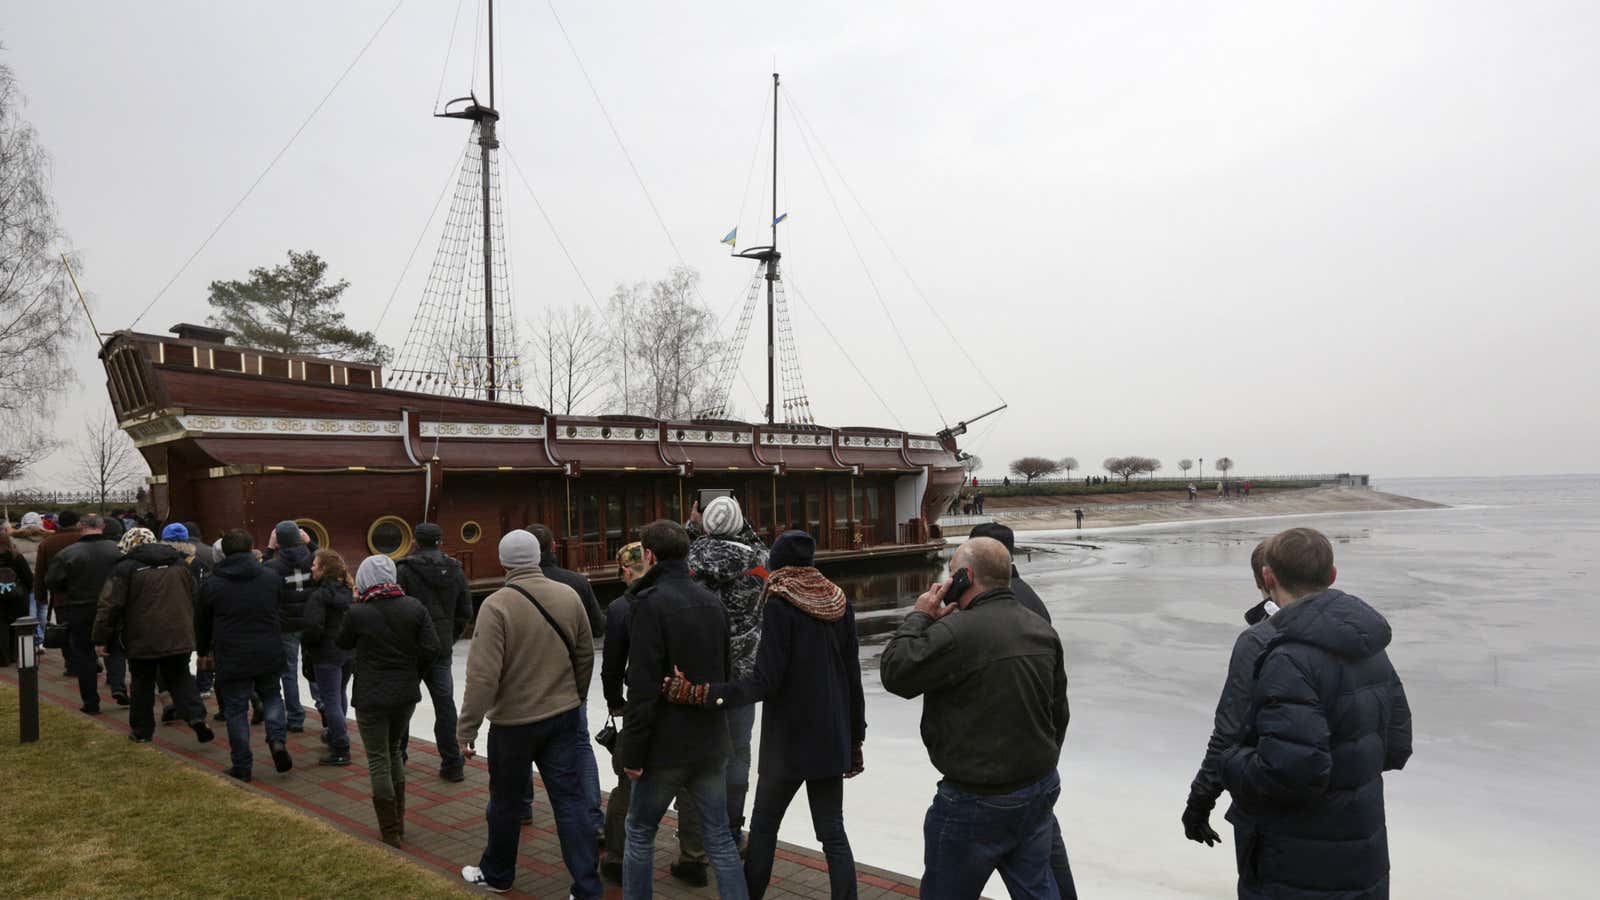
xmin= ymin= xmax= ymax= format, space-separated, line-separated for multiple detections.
xmin=355 ymin=555 xmax=398 ymax=592
xmin=19 ymin=511 xmax=42 ymax=529
xmin=499 ymin=529 xmax=541 ymax=569
xmin=702 ymin=496 xmax=745 ymax=537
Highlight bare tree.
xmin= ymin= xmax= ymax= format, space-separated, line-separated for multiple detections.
xmin=1103 ymin=455 xmax=1162 ymax=483
xmin=74 ymin=411 xmax=146 ymax=512
xmin=960 ymin=454 xmax=983 ymax=475
xmin=1179 ymin=458 xmax=1193 ymax=478
xmin=607 ymin=267 xmax=719 ymax=418
xmin=0 ymin=63 xmax=80 ymax=478
xmin=525 ymin=304 xmax=612 ymax=414
xmin=1009 ymin=456 xmax=1061 ymax=485
xmin=1215 ymin=456 xmax=1235 ymax=480
xmin=1059 ymin=457 xmax=1078 ymax=479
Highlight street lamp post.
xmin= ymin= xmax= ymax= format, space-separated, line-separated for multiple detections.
xmin=13 ymin=616 xmax=39 ymax=743
xmin=1199 ymin=457 xmax=1204 ymax=483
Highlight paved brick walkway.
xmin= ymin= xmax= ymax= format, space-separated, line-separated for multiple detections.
xmin=6 ymin=662 xmax=920 ymax=899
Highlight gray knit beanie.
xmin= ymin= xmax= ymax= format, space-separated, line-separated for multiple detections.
xmin=499 ymin=529 xmax=541 ymax=569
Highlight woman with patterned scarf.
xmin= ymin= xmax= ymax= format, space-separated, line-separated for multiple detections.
xmin=662 ymin=530 xmax=866 ymax=899
xmin=335 ymin=555 xmax=439 ymax=846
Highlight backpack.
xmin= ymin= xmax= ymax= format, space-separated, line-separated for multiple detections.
xmin=0 ymin=560 xmax=19 ymax=597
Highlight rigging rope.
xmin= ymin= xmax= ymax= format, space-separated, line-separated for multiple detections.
xmin=784 ymin=270 xmax=901 ymax=428
xmin=785 ymin=95 xmax=947 ymax=429
xmin=374 ymin=148 xmax=466 ymax=335
xmin=433 ymin=0 xmax=468 ymax=114
xmin=128 ymin=0 xmax=405 ymax=331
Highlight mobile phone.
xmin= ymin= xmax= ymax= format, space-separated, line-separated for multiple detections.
xmin=943 ymin=567 xmax=973 ymax=607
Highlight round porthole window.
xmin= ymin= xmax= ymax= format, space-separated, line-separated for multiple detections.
xmin=296 ymin=518 xmax=330 ymax=551
xmin=461 ymin=521 xmax=483 ymax=544
xmin=601 ymin=426 xmax=612 ymax=438
xmin=566 ymin=425 xmax=578 ymax=438
xmin=367 ymin=516 xmax=413 ymax=559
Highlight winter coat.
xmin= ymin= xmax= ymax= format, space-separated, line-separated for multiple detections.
xmin=686 ymin=530 xmax=769 ymax=678
xmin=43 ymin=533 xmax=123 ymax=610
xmin=396 ymin=548 xmax=472 ymax=662
xmin=265 ymin=544 xmax=314 ymax=633
xmin=1188 ymin=608 xmax=1278 ymax=814
xmin=601 ymin=579 xmax=642 ymax=711
xmin=196 ymin=552 xmax=286 ymax=679
xmin=93 ymin=543 xmax=198 ymax=659
xmin=707 ymin=572 xmax=866 ymax=781
xmin=302 ymin=578 xmax=354 ymax=666
xmin=189 ymin=540 xmax=217 ymax=575
xmin=539 ymin=552 xmax=605 ymax=644
xmin=34 ymin=527 xmax=84 ymax=607
xmin=1222 ymin=588 xmax=1413 ymax=900
xmin=10 ymin=526 xmax=48 ymax=570
xmin=336 ymin=591 xmax=438 ymax=712
xmin=1011 ymin=568 xmax=1050 ymax=622
xmin=881 ymin=587 xmax=1069 ymax=795
xmin=617 ymin=559 xmax=732 ymax=772
xmin=0 ymin=549 xmax=35 ymax=606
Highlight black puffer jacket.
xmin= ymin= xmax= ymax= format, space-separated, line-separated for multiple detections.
xmin=44 ymin=533 xmax=123 ymax=610
xmin=94 ymin=543 xmax=198 ymax=659
xmin=396 ymin=549 xmax=472 ymax=662
xmin=265 ymin=545 xmax=314 ymax=633
xmin=197 ymin=553 xmax=286 ymax=679
xmin=302 ymin=578 xmax=354 ymax=666
xmin=336 ymin=592 xmax=439 ymax=712
xmin=1223 ymin=588 xmax=1413 ymax=900
xmin=1188 ymin=608 xmax=1278 ymax=813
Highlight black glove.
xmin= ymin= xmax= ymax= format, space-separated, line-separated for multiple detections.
xmin=1182 ymin=798 xmax=1221 ymax=847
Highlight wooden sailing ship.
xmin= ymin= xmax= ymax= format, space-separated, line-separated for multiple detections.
xmin=101 ymin=5 xmax=982 ymax=588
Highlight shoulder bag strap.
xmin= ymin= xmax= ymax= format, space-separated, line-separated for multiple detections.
xmin=506 ymin=583 xmax=582 ymax=697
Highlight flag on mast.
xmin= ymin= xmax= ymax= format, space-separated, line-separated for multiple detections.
xmin=772 ymin=212 xmax=788 ymax=226
xmin=721 ymin=227 xmax=738 ymax=247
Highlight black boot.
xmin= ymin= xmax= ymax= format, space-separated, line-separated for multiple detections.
xmin=269 ymin=740 xmax=293 ymax=773
xmin=373 ymin=796 xmax=402 ymax=848
xmin=318 ymin=748 xmax=351 ymax=766
xmin=395 ymin=781 xmax=407 ymax=839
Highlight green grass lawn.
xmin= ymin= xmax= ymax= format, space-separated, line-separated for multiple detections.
xmin=0 ymin=681 xmax=466 ymax=898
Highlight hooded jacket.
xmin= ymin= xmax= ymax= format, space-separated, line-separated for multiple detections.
xmin=44 ymin=533 xmax=123 ymax=610
xmin=265 ymin=544 xmax=314 ymax=633
xmin=196 ymin=552 xmax=286 ymax=678
xmin=1222 ymin=588 xmax=1413 ymax=900
xmin=302 ymin=577 xmax=355 ymax=666
xmin=686 ymin=528 xmax=769 ymax=679
xmin=396 ymin=547 xmax=472 ymax=662
xmin=93 ymin=543 xmax=198 ymax=659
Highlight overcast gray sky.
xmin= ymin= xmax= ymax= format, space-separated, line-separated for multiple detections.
xmin=5 ymin=0 xmax=1597 ymax=485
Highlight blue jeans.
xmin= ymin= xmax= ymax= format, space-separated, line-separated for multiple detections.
xmin=725 ymin=703 xmax=756 ymax=841
xmin=28 ymin=592 xmax=45 ymax=646
xmin=746 ymin=775 xmax=855 ymax=900
xmin=480 ymin=709 xmax=601 ymax=898
xmin=279 ymin=634 xmax=305 ymax=727
xmin=416 ymin=657 xmax=462 ymax=769
xmin=518 ymin=704 xmax=601 ymax=831
xmin=624 ymin=762 xmax=749 ymax=900
xmin=106 ymin=643 xmax=126 ymax=694
xmin=921 ymin=772 xmax=1061 ymax=900
xmin=1049 ymin=817 xmax=1078 ymax=899
xmin=311 ymin=661 xmax=350 ymax=751
xmin=218 ymin=671 xmax=286 ymax=773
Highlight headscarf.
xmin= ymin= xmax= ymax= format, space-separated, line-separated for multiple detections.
xmin=118 ymin=527 xmax=157 ymax=554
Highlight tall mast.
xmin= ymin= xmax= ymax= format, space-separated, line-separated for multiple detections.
xmin=765 ymin=72 xmax=779 ymax=424
xmin=480 ymin=0 xmax=499 ymax=401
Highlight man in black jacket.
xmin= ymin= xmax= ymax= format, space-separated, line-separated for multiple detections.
xmin=615 ymin=520 xmax=745 ymax=899
xmin=1183 ymin=541 xmax=1277 ymax=848
xmin=395 ymin=522 xmax=473 ymax=781
xmin=199 ymin=530 xmax=293 ymax=781
xmin=1221 ymin=528 xmax=1412 ymax=899
xmin=881 ymin=537 xmax=1069 ymax=900
xmin=43 ymin=515 xmax=123 ymax=713
xmin=265 ymin=521 xmax=313 ymax=732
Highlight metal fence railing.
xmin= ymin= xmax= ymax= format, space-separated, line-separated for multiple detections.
xmin=963 ymin=473 xmax=1361 ymax=488
xmin=0 ymin=489 xmax=143 ymax=508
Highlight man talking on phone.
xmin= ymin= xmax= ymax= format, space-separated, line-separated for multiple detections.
xmin=881 ymin=537 xmax=1072 ymax=899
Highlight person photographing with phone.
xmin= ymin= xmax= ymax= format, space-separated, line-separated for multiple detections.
xmin=881 ymin=536 xmax=1073 ymax=899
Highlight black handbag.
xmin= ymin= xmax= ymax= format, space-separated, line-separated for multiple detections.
xmin=595 ymin=714 xmax=618 ymax=754
xmin=43 ymin=622 xmax=69 ymax=650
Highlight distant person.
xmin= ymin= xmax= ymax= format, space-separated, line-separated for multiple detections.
xmin=303 ymin=549 xmax=356 ymax=766
xmin=881 ymin=538 xmax=1071 ymax=899
xmin=662 ymin=529 xmax=866 ymax=898
xmin=0 ymin=531 xmax=34 ymax=667
xmin=974 ymin=490 xmax=986 ymax=515
xmin=1242 ymin=481 xmax=1253 ymax=499
xmin=337 ymin=554 xmax=439 ymax=847
xmin=1074 ymin=508 xmax=1084 ymax=529
xmin=1188 ymin=483 xmax=1198 ymax=501
xmin=1221 ymin=528 xmax=1413 ymax=899
xmin=1181 ymin=541 xmax=1277 ymax=849
xmin=1003 ymin=476 xmax=1011 ymax=488
xmin=395 ymin=522 xmax=473 ymax=782
xmin=44 ymin=514 xmax=123 ymax=713
xmin=686 ymin=496 xmax=770 ymax=851
xmin=616 ymin=519 xmax=747 ymax=899
xmin=197 ymin=529 xmax=292 ymax=782
xmin=36 ymin=509 xmax=85 ymax=673
xmin=265 ymin=521 xmax=314 ymax=733
xmin=11 ymin=512 xmax=49 ymax=654
xmin=94 ymin=526 xmax=212 ymax=745
xmin=457 ymin=530 xmax=599 ymax=896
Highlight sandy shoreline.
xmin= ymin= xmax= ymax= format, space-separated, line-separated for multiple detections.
xmin=969 ymin=486 xmax=1445 ymax=532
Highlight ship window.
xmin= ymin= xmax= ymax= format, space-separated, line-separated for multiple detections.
xmin=461 ymin=521 xmax=482 ymax=544
xmin=295 ymin=518 xmax=331 ymax=551
xmin=305 ymin=361 xmax=333 ymax=383
xmin=262 ymin=356 xmax=290 ymax=379
xmin=367 ymin=516 xmax=412 ymax=559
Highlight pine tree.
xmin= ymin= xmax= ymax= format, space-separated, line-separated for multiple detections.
xmin=206 ymin=250 xmax=388 ymax=363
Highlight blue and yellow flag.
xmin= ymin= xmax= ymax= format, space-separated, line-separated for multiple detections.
xmin=721 ymin=227 xmax=738 ymax=247
xmin=772 ymin=212 xmax=788 ymax=226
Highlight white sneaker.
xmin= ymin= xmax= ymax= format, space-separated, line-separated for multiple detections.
xmin=460 ymin=866 xmax=509 ymax=893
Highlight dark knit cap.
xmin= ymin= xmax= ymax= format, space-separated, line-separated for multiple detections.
xmin=968 ymin=522 xmax=1016 ymax=554
xmin=769 ymin=530 xmax=816 ymax=571
xmin=274 ymin=520 xmax=303 ymax=548
xmin=59 ymin=510 xmax=80 ymax=529
xmin=415 ymin=522 xmax=443 ymax=546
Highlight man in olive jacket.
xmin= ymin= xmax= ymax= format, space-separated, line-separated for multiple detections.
xmin=881 ymin=537 xmax=1070 ymax=900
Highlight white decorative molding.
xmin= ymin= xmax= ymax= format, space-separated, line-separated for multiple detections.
xmin=419 ymin=421 xmax=545 ymax=440
xmin=760 ymin=431 xmax=829 ymax=447
xmin=182 ymin=415 xmax=403 ymax=437
xmin=907 ymin=438 xmax=944 ymax=452
xmin=669 ymin=428 xmax=752 ymax=445
xmin=554 ymin=423 xmax=659 ymax=442
xmin=841 ymin=434 xmax=904 ymax=449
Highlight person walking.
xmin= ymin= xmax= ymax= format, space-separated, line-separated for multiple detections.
xmin=197 ymin=529 xmax=293 ymax=782
xmin=617 ymin=520 xmax=747 ymax=900
xmin=881 ymin=538 xmax=1071 ymax=899
xmin=1073 ymin=508 xmax=1084 ymax=530
xmin=395 ymin=522 xmax=473 ymax=782
xmin=303 ymin=549 xmax=356 ymax=766
xmin=11 ymin=512 xmax=49 ymax=654
xmin=1181 ymin=541 xmax=1278 ymax=850
xmin=1220 ymin=528 xmax=1413 ymax=899
xmin=661 ymin=530 xmax=864 ymax=899
xmin=457 ymin=529 xmax=600 ymax=897
xmin=264 ymin=521 xmax=314 ymax=733
xmin=336 ymin=555 xmax=439 ymax=847
xmin=0 ymin=531 xmax=34 ymax=666
xmin=685 ymin=497 xmax=769 ymax=851
xmin=94 ymin=527 xmax=212 ymax=745
xmin=37 ymin=509 xmax=87 ymax=676
xmin=44 ymin=515 xmax=123 ymax=713
xmin=185 ymin=522 xmax=216 ymax=574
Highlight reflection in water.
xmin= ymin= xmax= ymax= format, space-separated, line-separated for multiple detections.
xmin=824 ymin=554 xmax=947 ymax=641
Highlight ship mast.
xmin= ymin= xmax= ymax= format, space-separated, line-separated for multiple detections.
xmin=766 ymin=72 xmax=779 ymax=425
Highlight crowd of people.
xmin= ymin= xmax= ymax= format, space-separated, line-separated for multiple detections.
xmin=3 ymin=497 xmax=1411 ymax=899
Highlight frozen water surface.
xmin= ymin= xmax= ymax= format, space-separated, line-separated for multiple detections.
xmin=390 ymin=476 xmax=1599 ymax=897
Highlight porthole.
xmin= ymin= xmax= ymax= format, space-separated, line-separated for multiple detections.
xmin=460 ymin=521 xmax=483 ymax=544
xmin=601 ymin=426 xmax=612 ymax=438
xmin=704 ymin=430 xmax=713 ymax=441
xmin=367 ymin=516 xmax=413 ymax=560
xmin=296 ymin=518 xmax=331 ymax=551
xmin=566 ymin=424 xmax=578 ymax=438
xmin=634 ymin=427 xmax=645 ymax=439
